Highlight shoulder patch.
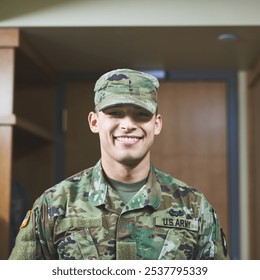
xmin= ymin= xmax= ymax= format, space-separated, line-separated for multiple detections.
xmin=20 ymin=210 xmax=31 ymax=229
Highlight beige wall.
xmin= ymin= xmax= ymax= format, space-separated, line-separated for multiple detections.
xmin=1 ymin=0 xmax=260 ymax=27
xmin=248 ymin=58 xmax=260 ymax=259
xmin=238 ymin=71 xmax=250 ymax=259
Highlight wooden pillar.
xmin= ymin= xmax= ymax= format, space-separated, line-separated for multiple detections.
xmin=0 ymin=29 xmax=19 ymax=259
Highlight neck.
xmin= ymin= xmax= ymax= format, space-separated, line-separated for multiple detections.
xmin=101 ymin=156 xmax=150 ymax=183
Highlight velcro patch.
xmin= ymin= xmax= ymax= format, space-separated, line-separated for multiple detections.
xmin=117 ymin=241 xmax=137 ymax=260
xmin=155 ymin=217 xmax=199 ymax=232
xmin=56 ymin=217 xmax=102 ymax=232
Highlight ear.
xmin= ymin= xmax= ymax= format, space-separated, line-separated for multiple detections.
xmin=154 ymin=113 xmax=163 ymax=135
xmin=88 ymin=111 xmax=99 ymax=133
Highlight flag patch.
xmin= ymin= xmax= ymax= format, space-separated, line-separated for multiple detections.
xmin=20 ymin=210 xmax=31 ymax=229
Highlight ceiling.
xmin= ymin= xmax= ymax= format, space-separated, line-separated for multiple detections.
xmin=16 ymin=26 xmax=260 ymax=82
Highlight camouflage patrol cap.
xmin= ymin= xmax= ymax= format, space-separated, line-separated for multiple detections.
xmin=94 ymin=69 xmax=159 ymax=114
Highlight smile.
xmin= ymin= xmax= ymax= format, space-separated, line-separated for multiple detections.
xmin=114 ymin=136 xmax=142 ymax=144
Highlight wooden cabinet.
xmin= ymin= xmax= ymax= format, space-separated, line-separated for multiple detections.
xmin=0 ymin=29 xmax=57 ymax=259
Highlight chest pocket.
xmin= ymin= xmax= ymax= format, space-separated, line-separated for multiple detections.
xmin=55 ymin=217 xmax=102 ymax=260
xmin=158 ymin=229 xmax=197 ymax=260
xmin=155 ymin=217 xmax=199 ymax=260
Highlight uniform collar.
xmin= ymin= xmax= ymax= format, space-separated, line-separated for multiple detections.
xmin=88 ymin=160 xmax=162 ymax=211
xmin=88 ymin=161 xmax=108 ymax=206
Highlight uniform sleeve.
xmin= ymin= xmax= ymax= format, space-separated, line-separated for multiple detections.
xmin=9 ymin=195 xmax=57 ymax=260
xmin=195 ymin=196 xmax=230 ymax=260
xmin=8 ymin=207 xmax=37 ymax=259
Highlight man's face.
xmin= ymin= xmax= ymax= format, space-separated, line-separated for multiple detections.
xmin=88 ymin=104 xmax=162 ymax=167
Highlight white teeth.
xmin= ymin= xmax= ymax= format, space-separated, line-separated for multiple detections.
xmin=116 ymin=137 xmax=140 ymax=143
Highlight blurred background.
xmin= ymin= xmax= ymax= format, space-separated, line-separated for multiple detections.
xmin=0 ymin=0 xmax=259 ymax=260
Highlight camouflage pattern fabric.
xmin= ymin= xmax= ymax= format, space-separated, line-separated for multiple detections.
xmin=94 ymin=69 xmax=159 ymax=114
xmin=9 ymin=161 xmax=229 ymax=260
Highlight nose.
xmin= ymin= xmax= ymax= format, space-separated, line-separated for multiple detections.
xmin=120 ymin=116 xmax=137 ymax=131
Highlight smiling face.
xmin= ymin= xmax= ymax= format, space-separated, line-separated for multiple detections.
xmin=88 ymin=104 xmax=162 ymax=168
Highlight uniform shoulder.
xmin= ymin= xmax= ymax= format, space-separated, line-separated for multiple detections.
xmin=35 ymin=166 xmax=95 ymax=206
xmin=154 ymin=167 xmax=204 ymax=198
xmin=65 ymin=166 xmax=93 ymax=182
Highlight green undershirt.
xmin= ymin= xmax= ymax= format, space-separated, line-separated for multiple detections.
xmin=108 ymin=177 xmax=147 ymax=205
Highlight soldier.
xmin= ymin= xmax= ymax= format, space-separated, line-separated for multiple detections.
xmin=9 ymin=69 xmax=229 ymax=260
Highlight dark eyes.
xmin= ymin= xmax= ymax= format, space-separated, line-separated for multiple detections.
xmin=136 ymin=112 xmax=151 ymax=117
xmin=105 ymin=110 xmax=152 ymax=120
xmin=106 ymin=111 xmax=122 ymax=116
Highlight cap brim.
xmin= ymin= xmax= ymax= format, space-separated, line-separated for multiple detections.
xmin=95 ymin=94 xmax=157 ymax=114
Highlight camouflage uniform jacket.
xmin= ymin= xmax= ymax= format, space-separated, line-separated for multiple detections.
xmin=9 ymin=161 xmax=229 ymax=260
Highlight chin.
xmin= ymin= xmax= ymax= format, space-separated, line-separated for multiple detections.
xmin=117 ymin=155 xmax=146 ymax=166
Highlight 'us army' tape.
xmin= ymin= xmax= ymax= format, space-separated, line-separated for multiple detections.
xmin=155 ymin=217 xmax=199 ymax=231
